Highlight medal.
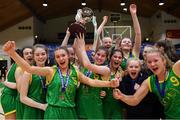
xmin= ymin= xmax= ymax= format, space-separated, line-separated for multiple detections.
xmin=60 ymin=95 xmax=65 ymax=100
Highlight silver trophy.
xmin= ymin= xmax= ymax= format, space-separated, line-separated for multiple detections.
xmin=69 ymin=7 xmax=94 ymax=38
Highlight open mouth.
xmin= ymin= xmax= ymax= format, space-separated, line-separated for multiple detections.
xmin=28 ymin=58 xmax=33 ymax=61
xmin=60 ymin=61 xmax=66 ymax=65
xmin=113 ymin=61 xmax=119 ymax=66
xmin=131 ymin=72 xmax=136 ymax=76
xmin=152 ymin=67 xmax=158 ymax=72
xmin=129 ymin=71 xmax=138 ymax=79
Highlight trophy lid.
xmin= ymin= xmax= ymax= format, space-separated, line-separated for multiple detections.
xmin=82 ymin=7 xmax=94 ymax=18
xmin=82 ymin=7 xmax=94 ymax=23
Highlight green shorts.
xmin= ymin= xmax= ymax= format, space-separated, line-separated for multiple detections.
xmin=1 ymin=93 xmax=16 ymax=115
xmin=44 ymin=105 xmax=77 ymax=119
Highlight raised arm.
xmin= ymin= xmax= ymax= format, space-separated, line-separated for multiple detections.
xmin=3 ymin=41 xmax=53 ymax=77
xmin=20 ymin=72 xmax=47 ymax=111
xmin=130 ymin=4 xmax=142 ymax=58
xmin=61 ymin=28 xmax=71 ymax=46
xmin=78 ymin=71 xmax=119 ymax=87
xmin=92 ymin=16 xmax=108 ymax=51
xmin=113 ymin=79 xmax=149 ymax=106
xmin=74 ymin=34 xmax=110 ymax=78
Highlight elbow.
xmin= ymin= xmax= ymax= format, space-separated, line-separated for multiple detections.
xmin=20 ymin=95 xmax=26 ymax=104
xmin=129 ymin=97 xmax=140 ymax=106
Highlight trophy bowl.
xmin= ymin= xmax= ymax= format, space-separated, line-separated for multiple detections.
xmin=69 ymin=22 xmax=86 ymax=38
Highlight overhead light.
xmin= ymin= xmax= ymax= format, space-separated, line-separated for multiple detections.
xmin=43 ymin=0 xmax=48 ymax=7
xmin=81 ymin=0 xmax=86 ymax=6
xmin=145 ymin=37 xmax=150 ymax=41
xmin=123 ymin=8 xmax=127 ymax=12
xmin=159 ymin=0 xmax=164 ymax=6
xmin=120 ymin=0 xmax=125 ymax=6
xmin=35 ymin=35 xmax=38 ymax=39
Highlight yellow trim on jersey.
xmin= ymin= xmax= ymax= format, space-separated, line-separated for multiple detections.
xmin=4 ymin=109 xmax=16 ymax=115
xmin=16 ymin=66 xmax=25 ymax=73
xmin=101 ymin=75 xmax=110 ymax=81
xmin=46 ymin=66 xmax=56 ymax=85
xmin=29 ymin=74 xmax=32 ymax=85
xmin=73 ymin=65 xmax=79 ymax=81
xmin=147 ymin=77 xmax=152 ymax=92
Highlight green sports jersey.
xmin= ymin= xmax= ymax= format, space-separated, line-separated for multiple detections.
xmin=28 ymin=74 xmax=46 ymax=103
xmin=46 ymin=65 xmax=78 ymax=107
xmin=121 ymin=53 xmax=135 ymax=70
xmin=2 ymin=63 xmax=17 ymax=95
xmin=76 ymin=68 xmax=104 ymax=119
xmin=103 ymin=72 xmax=123 ymax=119
xmin=22 ymin=74 xmax=46 ymax=119
xmin=148 ymin=69 xmax=180 ymax=119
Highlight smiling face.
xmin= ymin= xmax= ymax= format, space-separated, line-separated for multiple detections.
xmin=127 ymin=59 xmax=141 ymax=79
xmin=54 ymin=48 xmax=69 ymax=70
xmin=22 ymin=48 xmax=33 ymax=65
xmin=67 ymin=47 xmax=75 ymax=64
xmin=143 ymin=46 xmax=153 ymax=60
xmin=146 ymin=52 xmax=166 ymax=76
xmin=121 ymin=38 xmax=132 ymax=51
xmin=94 ymin=49 xmax=107 ymax=65
xmin=110 ymin=51 xmax=123 ymax=70
xmin=34 ymin=47 xmax=48 ymax=67
xmin=102 ymin=37 xmax=112 ymax=49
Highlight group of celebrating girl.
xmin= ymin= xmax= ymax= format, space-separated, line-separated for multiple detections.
xmin=1 ymin=3 xmax=180 ymax=120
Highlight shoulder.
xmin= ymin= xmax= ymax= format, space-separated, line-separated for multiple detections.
xmin=172 ymin=60 xmax=180 ymax=77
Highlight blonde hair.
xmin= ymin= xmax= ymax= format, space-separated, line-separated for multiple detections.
xmin=145 ymin=48 xmax=173 ymax=70
xmin=126 ymin=58 xmax=141 ymax=68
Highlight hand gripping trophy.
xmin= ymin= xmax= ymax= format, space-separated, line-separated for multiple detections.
xmin=69 ymin=7 xmax=94 ymax=38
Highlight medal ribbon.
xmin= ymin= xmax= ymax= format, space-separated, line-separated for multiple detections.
xmin=39 ymin=76 xmax=47 ymax=95
xmin=155 ymin=76 xmax=166 ymax=98
xmin=57 ymin=67 xmax=70 ymax=92
xmin=85 ymin=70 xmax=92 ymax=77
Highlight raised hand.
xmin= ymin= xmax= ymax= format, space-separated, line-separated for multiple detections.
xmin=75 ymin=33 xmax=85 ymax=49
xmin=129 ymin=4 xmax=137 ymax=14
xmin=110 ymin=78 xmax=119 ymax=88
xmin=3 ymin=41 xmax=16 ymax=54
xmin=103 ymin=16 xmax=108 ymax=23
xmin=0 ymin=77 xmax=5 ymax=83
xmin=66 ymin=27 xmax=70 ymax=35
xmin=113 ymin=88 xmax=123 ymax=100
